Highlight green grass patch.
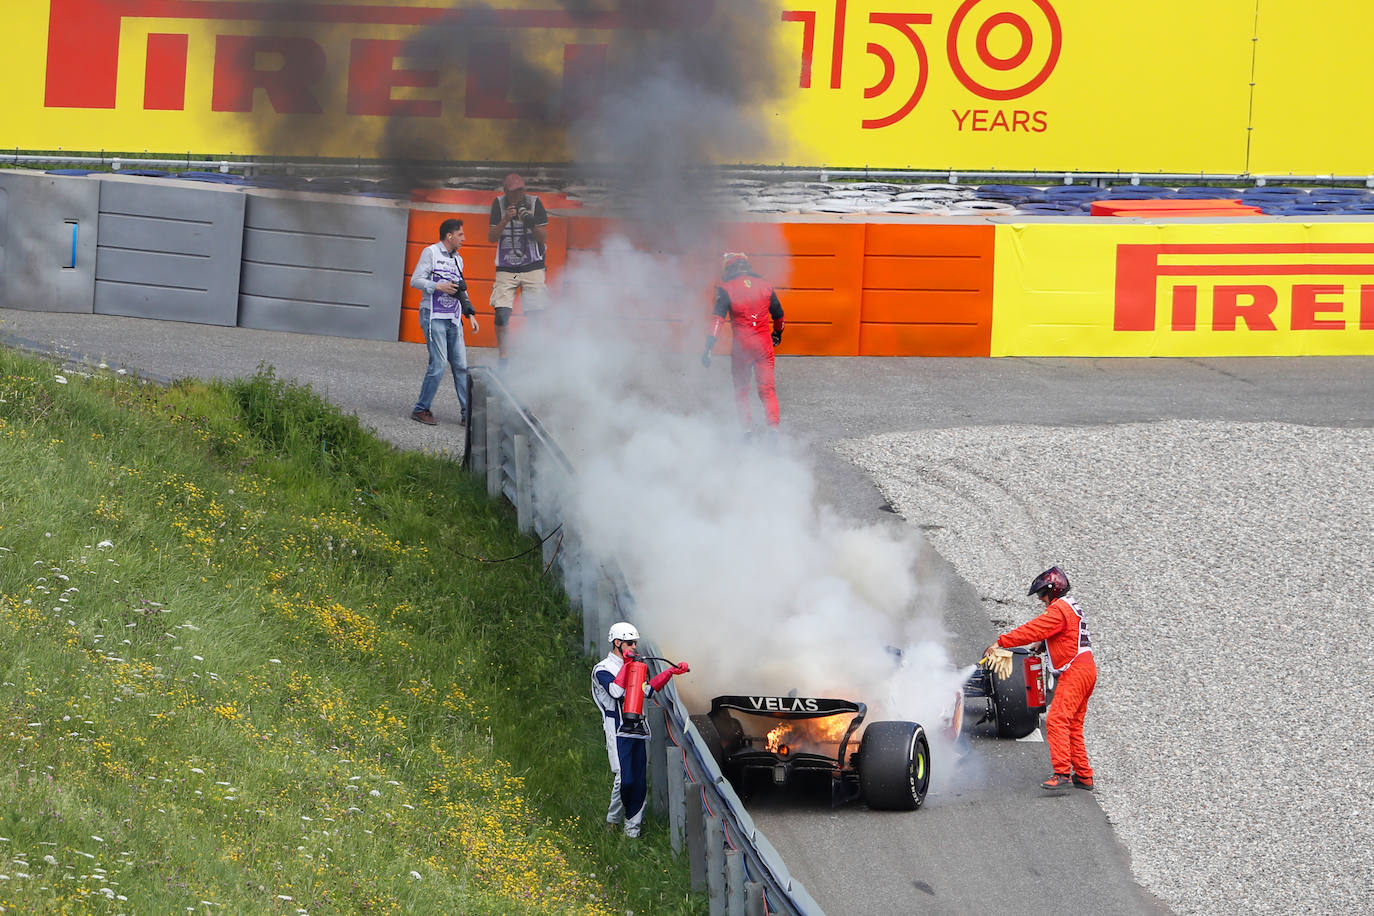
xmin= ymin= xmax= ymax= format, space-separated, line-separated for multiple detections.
xmin=0 ymin=354 xmax=697 ymax=915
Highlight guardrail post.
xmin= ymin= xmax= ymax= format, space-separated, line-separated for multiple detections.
xmin=485 ymin=397 xmax=502 ymax=498
xmin=707 ymin=814 xmax=726 ymax=916
xmin=744 ymin=883 xmax=765 ymax=916
xmin=726 ymin=848 xmax=745 ymax=916
xmin=469 ymin=382 xmax=487 ymax=475
xmin=649 ymin=703 xmax=668 ymax=815
xmin=667 ymin=747 xmax=686 ymax=855
xmin=513 ymin=433 xmax=531 ymax=532
xmin=686 ymin=783 xmax=705 ymax=891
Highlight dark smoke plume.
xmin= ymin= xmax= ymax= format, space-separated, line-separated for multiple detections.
xmin=240 ymin=0 xmax=788 ymax=199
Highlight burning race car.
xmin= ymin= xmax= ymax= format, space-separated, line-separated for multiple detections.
xmin=687 ymin=647 xmax=1048 ymax=810
xmin=690 ymin=696 xmax=931 ymax=810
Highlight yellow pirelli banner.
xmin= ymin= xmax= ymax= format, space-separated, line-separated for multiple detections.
xmin=0 ymin=0 xmax=1368 ymax=173
xmin=991 ymin=222 xmax=1374 ymax=357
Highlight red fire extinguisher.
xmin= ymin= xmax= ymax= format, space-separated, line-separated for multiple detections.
xmin=619 ymin=652 xmax=650 ymax=735
xmin=1024 ymin=653 xmax=1047 ymax=708
xmin=614 ymin=650 xmax=690 ymax=737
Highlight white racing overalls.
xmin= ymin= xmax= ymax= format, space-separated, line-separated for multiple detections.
xmin=592 ymin=653 xmax=651 ymax=837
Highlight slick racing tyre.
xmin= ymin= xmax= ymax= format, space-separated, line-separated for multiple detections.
xmin=857 ymin=721 xmax=930 ymax=811
xmin=991 ymin=649 xmax=1041 ymax=740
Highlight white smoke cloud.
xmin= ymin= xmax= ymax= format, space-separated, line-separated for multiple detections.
xmin=488 ymin=0 xmax=975 ymax=782
xmin=505 ymin=239 xmax=974 ymax=763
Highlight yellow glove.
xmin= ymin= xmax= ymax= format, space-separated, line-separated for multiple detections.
xmin=981 ymin=647 xmax=1014 ymax=681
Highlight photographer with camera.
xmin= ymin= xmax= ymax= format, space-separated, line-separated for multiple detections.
xmin=487 ymin=173 xmax=549 ymax=371
xmin=409 ymin=218 xmax=479 ymax=427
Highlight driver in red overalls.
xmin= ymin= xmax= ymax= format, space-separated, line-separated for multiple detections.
xmin=701 ymin=253 xmax=785 ymax=431
xmin=988 ymin=566 xmax=1097 ymax=791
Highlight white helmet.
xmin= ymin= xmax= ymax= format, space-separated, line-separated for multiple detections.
xmin=608 ymin=622 xmax=640 ymax=645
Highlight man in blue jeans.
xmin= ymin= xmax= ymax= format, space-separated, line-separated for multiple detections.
xmin=410 ymin=218 xmax=479 ymax=425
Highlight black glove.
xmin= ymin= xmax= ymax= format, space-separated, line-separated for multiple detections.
xmin=771 ymin=330 xmax=783 ymax=346
xmin=701 ymin=335 xmax=716 ymax=369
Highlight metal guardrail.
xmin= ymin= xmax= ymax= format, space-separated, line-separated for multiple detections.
xmin=464 ymin=366 xmax=825 ymax=916
xmin=7 ymin=151 xmax=1374 ymax=188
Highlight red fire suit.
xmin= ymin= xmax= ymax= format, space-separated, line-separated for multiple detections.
xmin=711 ymin=273 xmax=784 ymax=428
xmin=997 ymin=595 xmax=1096 ymax=781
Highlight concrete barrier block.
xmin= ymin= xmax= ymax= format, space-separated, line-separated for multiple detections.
xmin=94 ymin=177 xmax=245 ymax=325
xmin=0 ymin=170 xmax=98 ymax=314
xmin=238 ymin=192 xmax=407 ymax=340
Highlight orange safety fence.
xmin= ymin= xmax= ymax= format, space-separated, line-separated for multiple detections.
xmin=402 ymin=203 xmax=999 ymax=356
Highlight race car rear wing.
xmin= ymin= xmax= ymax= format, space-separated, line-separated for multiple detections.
xmin=710 ymin=696 xmax=869 ymax=772
xmin=710 ymin=695 xmax=864 ymax=720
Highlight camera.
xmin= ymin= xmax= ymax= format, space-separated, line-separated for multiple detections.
xmin=517 ymin=206 xmax=536 ymax=228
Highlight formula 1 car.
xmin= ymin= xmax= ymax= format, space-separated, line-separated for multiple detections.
xmin=961 ymin=646 xmax=1048 ymax=739
xmin=689 ymin=695 xmax=930 ymax=810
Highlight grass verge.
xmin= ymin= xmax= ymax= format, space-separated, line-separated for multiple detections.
xmin=0 ymin=352 xmax=697 ymax=915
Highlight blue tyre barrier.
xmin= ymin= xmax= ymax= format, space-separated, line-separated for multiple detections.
xmin=1310 ymin=187 xmax=1368 ymax=198
xmin=1242 ymin=186 xmax=1308 ymax=198
xmin=1306 ymin=196 xmax=1356 ymax=208
xmin=976 ymin=184 xmax=1040 ymax=202
xmin=1043 ymin=185 xmax=1107 ymax=199
xmin=46 ymin=168 xmax=95 ymax=175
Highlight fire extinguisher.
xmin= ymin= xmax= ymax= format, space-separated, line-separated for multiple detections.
xmin=618 ymin=652 xmax=651 ymax=736
xmin=614 ymin=651 xmax=690 ymax=737
xmin=1024 ymin=653 xmax=1047 ymax=708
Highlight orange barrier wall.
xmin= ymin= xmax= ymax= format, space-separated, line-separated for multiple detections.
xmin=860 ymin=224 xmax=995 ymax=356
xmin=402 ymin=205 xmax=993 ymax=356
xmin=401 ymin=204 xmax=569 ymax=347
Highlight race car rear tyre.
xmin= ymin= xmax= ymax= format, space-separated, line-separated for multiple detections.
xmin=857 ymin=721 xmax=930 ymax=811
xmin=991 ymin=650 xmax=1041 ymax=740
xmin=690 ymin=714 xmax=727 ymax=772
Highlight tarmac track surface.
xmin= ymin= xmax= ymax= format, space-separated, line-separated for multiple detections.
xmin=4 ymin=308 xmax=1370 ymax=915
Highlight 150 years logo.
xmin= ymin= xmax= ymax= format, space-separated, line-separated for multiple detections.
xmin=781 ymin=0 xmax=1061 ymax=131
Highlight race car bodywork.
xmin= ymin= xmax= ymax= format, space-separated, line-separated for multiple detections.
xmin=961 ymin=646 xmax=1049 ymax=739
xmin=690 ymin=695 xmax=930 ymax=810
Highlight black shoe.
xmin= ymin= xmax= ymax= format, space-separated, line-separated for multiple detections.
xmin=1072 ymin=775 xmax=1094 ymax=791
xmin=1041 ymin=773 xmax=1073 ymax=790
xmin=410 ymin=409 xmax=438 ymax=426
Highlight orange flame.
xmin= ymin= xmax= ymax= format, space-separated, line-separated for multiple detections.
xmin=763 ymin=716 xmax=850 ymax=753
xmin=765 ymin=723 xmax=792 ymax=753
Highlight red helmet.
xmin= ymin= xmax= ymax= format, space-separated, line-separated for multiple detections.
xmin=721 ymin=251 xmax=751 ymax=281
xmin=1028 ymin=566 xmax=1070 ymax=600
